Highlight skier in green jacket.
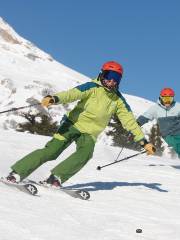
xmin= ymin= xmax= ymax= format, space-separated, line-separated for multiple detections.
xmin=6 ymin=61 xmax=155 ymax=187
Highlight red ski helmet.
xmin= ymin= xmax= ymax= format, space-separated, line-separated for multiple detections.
xmin=101 ymin=61 xmax=123 ymax=75
xmin=160 ymin=88 xmax=175 ymax=97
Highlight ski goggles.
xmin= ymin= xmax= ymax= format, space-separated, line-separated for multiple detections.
xmin=160 ymin=96 xmax=174 ymax=103
xmin=103 ymin=70 xmax=122 ymax=85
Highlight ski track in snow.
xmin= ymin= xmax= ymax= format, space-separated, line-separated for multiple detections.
xmin=0 ymin=130 xmax=180 ymax=240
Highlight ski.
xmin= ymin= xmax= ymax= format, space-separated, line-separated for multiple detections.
xmin=60 ymin=188 xmax=90 ymax=200
xmin=26 ymin=180 xmax=90 ymax=200
xmin=0 ymin=177 xmax=38 ymax=196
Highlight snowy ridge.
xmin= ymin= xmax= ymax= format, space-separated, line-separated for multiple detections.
xmin=0 ymin=17 xmax=90 ymax=130
xmin=0 ymin=17 xmax=52 ymax=61
xmin=0 ymin=130 xmax=180 ymax=240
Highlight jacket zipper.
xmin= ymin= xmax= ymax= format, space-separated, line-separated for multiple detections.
xmin=165 ymin=108 xmax=168 ymax=117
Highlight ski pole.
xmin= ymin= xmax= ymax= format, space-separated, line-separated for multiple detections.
xmin=96 ymin=150 xmax=146 ymax=170
xmin=0 ymin=103 xmax=41 ymax=114
xmin=114 ymin=146 xmax=124 ymax=162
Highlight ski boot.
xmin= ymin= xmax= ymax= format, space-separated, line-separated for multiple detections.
xmin=40 ymin=174 xmax=62 ymax=188
xmin=6 ymin=171 xmax=20 ymax=183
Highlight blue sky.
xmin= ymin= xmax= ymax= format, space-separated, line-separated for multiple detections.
xmin=1 ymin=0 xmax=180 ymax=101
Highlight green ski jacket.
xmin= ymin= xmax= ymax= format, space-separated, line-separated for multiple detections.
xmin=54 ymin=79 xmax=145 ymax=142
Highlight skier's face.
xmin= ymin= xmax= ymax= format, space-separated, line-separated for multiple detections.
xmin=102 ymin=79 xmax=118 ymax=89
xmin=160 ymin=96 xmax=174 ymax=106
xmin=101 ymin=70 xmax=122 ymax=90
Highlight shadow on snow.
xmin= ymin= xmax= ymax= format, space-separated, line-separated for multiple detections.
xmin=148 ymin=164 xmax=180 ymax=170
xmin=68 ymin=181 xmax=168 ymax=193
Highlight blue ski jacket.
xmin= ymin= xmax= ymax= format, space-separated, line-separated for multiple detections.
xmin=137 ymin=100 xmax=180 ymax=137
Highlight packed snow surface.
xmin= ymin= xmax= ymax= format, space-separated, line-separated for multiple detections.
xmin=0 ymin=130 xmax=180 ymax=240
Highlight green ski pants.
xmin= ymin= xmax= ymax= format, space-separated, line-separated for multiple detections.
xmin=12 ymin=125 xmax=95 ymax=183
xmin=165 ymin=135 xmax=180 ymax=158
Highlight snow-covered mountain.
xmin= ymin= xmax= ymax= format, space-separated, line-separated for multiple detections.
xmin=0 ymin=16 xmax=153 ymax=132
xmin=0 ymin=17 xmax=90 ymax=129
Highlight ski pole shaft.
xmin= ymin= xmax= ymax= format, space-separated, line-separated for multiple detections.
xmin=0 ymin=103 xmax=41 ymax=114
xmin=114 ymin=146 xmax=124 ymax=162
xmin=96 ymin=150 xmax=146 ymax=170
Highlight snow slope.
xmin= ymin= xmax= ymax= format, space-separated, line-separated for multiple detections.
xmin=0 ymin=130 xmax=180 ymax=240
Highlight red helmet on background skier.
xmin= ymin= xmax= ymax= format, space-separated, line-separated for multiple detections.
xmin=160 ymin=88 xmax=175 ymax=97
xmin=99 ymin=61 xmax=123 ymax=90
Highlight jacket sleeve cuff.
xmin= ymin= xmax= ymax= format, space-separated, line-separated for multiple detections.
xmin=53 ymin=96 xmax=60 ymax=103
